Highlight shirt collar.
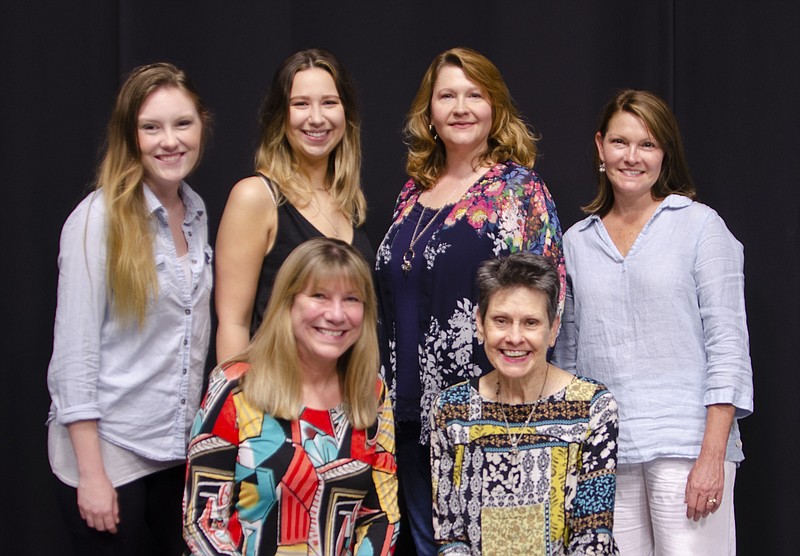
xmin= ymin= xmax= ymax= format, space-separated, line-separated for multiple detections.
xmin=580 ymin=193 xmax=692 ymax=231
xmin=142 ymin=182 xmax=204 ymax=223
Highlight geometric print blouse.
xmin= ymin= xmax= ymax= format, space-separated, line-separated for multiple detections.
xmin=430 ymin=376 xmax=619 ymax=555
xmin=183 ymin=363 xmax=400 ymax=555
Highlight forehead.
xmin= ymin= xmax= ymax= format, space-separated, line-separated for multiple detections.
xmin=290 ymin=67 xmax=338 ymax=96
xmin=486 ymin=286 xmax=549 ymax=313
xmin=433 ymin=64 xmax=480 ymax=90
xmin=303 ymin=268 xmax=361 ymax=292
xmin=138 ymin=86 xmax=197 ymax=118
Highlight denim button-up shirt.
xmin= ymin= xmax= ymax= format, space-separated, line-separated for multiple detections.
xmin=551 ymin=194 xmax=753 ymax=464
xmin=47 ymin=183 xmax=212 ymax=462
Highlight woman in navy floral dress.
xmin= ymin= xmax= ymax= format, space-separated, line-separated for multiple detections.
xmin=374 ymin=47 xmax=565 ymax=555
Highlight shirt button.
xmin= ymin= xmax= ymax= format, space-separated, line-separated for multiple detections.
xmin=182 ymin=368 xmax=187 ymax=374
xmin=185 ymin=309 xmax=191 ymax=315
xmin=191 ymin=259 xmax=197 ymax=264
xmin=183 ymin=339 xmax=188 ymax=346
xmin=188 ymin=231 xmax=193 ymax=237
xmin=180 ymin=399 xmax=186 ymax=405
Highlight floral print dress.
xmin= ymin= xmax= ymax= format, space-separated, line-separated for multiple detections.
xmin=375 ymin=161 xmax=565 ymax=443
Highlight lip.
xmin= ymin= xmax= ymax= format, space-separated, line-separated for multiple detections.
xmin=500 ymin=349 xmax=531 ymax=361
xmin=314 ymin=326 xmax=348 ymax=338
xmin=155 ymin=152 xmax=185 ymax=163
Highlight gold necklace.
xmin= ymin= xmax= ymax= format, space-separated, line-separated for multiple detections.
xmin=401 ymin=170 xmax=479 ymax=276
xmin=311 ymin=190 xmax=340 ymax=238
xmin=495 ymin=362 xmax=549 ymax=459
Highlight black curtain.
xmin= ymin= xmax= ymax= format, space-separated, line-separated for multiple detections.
xmin=2 ymin=1 xmax=796 ymax=553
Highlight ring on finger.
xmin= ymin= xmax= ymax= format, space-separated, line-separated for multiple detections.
xmin=706 ymin=497 xmax=717 ymax=506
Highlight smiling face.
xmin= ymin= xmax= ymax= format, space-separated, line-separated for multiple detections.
xmin=291 ymin=277 xmax=364 ymax=372
xmin=285 ymin=67 xmax=346 ymax=168
xmin=596 ymin=111 xmax=665 ymax=202
xmin=137 ymin=86 xmax=202 ymax=192
xmin=477 ymin=286 xmax=559 ymax=382
xmin=430 ymin=64 xmax=493 ymax=159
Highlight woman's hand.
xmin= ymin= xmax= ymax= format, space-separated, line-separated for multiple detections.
xmin=77 ymin=471 xmax=119 ymax=533
xmin=67 ymin=420 xmax=120 ymax=533
xmin=684 ymin=451 xmax=724 ymax=521
xmin=684 ymin=403 xmax=735 ymax=521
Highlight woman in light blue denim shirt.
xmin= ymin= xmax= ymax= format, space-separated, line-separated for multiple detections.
xmin=552 ymin=90 xmax=753 ymax=555
xmin=46 ymin=63 xmax=213 ymax=556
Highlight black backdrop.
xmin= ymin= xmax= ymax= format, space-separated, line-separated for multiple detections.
xmin=2 ymin=1 xmax=798 ymax=554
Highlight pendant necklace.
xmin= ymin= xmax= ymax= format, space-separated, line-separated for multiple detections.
xmin=496 ymin=362 xmax=549 ymax=459
xmin=311 ymin=189 xmax=340 ymax=238
xmin=401 ymin=170 xmax=479 ymax=276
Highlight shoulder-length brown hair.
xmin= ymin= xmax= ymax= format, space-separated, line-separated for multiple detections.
xmin=405 ymin=47 xmax=538 ymax=190
xmin=584 ymin=89 xmax=696 ymax=216
xmin=255 ymin=49 xmax=366 ymax=226
xmin=98 ymin=62 xmax=211 ymax=326
xmin=236 ymin=238 xmax=379 ymax=429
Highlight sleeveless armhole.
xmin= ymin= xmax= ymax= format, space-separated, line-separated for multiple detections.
xmin=257 ymin=173 xmax=277 ymax=206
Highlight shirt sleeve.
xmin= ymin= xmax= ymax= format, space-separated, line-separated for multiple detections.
xmin=430 ymin=396 xmax=471 ymax=555
xmin=567 ymin=388 xmax=620 ymax=555
xmin=520 ymin=171 xmax=566 ymax=316
xmin=694 ymin=212 xmax=753 ymax=417
xmin=47 ymin=193 xmax=108 ymax=424
xmin=354 ymin=380 xmax=400 ymax=555
xmin=183 ymin=368 xmax=242 ymax=556
xmin=551 ymin=271 xmax=577 ymax=373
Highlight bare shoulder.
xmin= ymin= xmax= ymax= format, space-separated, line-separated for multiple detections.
xmin=226 ymin=176 xmax=276 ymax=210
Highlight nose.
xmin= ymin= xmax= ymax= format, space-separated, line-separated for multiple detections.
xmin=623 ymin=145 xmax=640 ymax=163
xmin=505 ymin=323 xmax=523 ymax=344
xmin=161 ymin=127 xmax=179 ymax=149
xmin=308 ymin=103 xmax=324 ymax=126
xmin=453 ymin=94 xmax=468 ymax=114
xmin=324 ymin=299 xmax=345 ymax=322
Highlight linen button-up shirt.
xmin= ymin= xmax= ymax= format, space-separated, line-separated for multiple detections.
xmin=551 ymin=194 xmax=753 ymax=464
xmin=47 ymin=183 xmax=212 ymax=462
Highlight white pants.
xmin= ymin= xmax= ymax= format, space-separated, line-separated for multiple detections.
xmin=614 ymin=458 xmax=737 ymax=556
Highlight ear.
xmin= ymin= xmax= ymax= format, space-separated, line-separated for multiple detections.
xmin=548 ymin=315 xmax=561 ymax=348
xmin=594 ymin=131 xmax=605 ymax=162
xmin=475 ymin=306 xmax=485 ymax=343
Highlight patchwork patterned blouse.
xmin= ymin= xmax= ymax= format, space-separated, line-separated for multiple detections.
xmin=430 ymin=376 xmax=619 ymax=555
xmin=183 ymin=363 xmax=400 ymax=555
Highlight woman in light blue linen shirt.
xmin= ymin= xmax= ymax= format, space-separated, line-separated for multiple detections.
xmin=551 ymin=89 xmax=753 ymax=555
xmin=46 ymin=63 xmax=212 ymax=555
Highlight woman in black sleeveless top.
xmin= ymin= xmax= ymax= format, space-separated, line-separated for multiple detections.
xmin=215 ymin=49 xmax=373 ymax=362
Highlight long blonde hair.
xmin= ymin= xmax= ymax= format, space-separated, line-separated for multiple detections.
xmin=405 ymin=47 xmax=539 ymax=190
xmin=97 ymin=62 xmax=210 ymax=326
xmin=254 ymin=49 xmax=366 ymax=226
xmin=236 ymin=238 xmax=379 ymax=429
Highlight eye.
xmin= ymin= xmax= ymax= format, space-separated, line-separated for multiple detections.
xmin=291 ymin=100 xmax=308 ymax=108
xmin=140 ymin=123 xmax=158 ymax=132
xmin=610 ymin=137 xmax=625 ymax=145
xmin=642 ymin=140 xmax=658 ymax=149
xmin=176 ymin=119 xmax=194 ymax=129
xmin=468 ymin=91 xmax=483 ymax=99
xmin=323 ymin=98 xmax=341 ymax=106
xmin=344 ymin=295 xmax=362 ymax=303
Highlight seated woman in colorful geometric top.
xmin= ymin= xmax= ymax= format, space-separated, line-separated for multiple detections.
xmin=430 ymin=253 xmax=619 ymax=555
xmin=183 ymin=238 xmax=399 ymax=555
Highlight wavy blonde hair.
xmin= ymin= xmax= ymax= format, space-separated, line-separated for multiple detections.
xmin=236 ymin=238 xmax=379 ymax=429
xmin=584 ymin=89 xmax=696 ymax=216
xmin=97 ymin=62 xmax=210 ymax=327
xmin=405 ymin=47 xmax=539 ymax=190
xmin=254 ymin=49 xmax=366 ymax=226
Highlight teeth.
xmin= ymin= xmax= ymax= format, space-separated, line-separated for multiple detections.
xmin=305 ymin=131 xmax=327 ymax=138
xmin=318 ymin=329 xmax=343 ymax=337
xmin=502 ymin=350 xmax=527 ymax=357
xmin=158 ymin=154 xmax=181 ymax=162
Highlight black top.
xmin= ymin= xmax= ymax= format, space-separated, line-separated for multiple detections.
xmin=250 ymin=176 xmax=374 ymax=336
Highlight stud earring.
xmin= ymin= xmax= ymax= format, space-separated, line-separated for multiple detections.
xmin=599 ymin=162 xmax=606 ymax=173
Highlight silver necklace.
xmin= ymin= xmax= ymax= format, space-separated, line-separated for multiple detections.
xmin=311 ymin=190 xmax=340 ymax=238
xmin=495 ymin=362 xmax=549 ymax=459
xmin=401 ymin=171 xmax=478 ymax=276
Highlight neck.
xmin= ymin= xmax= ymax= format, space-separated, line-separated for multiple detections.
xmin=609 ymin=192 xmax=660 ymax=221
xmin=145 ymin=181 xmax=182 ymax=208
xmin=495 ymin=364 xmax=549 ymax=405
xmin=299 ymin=359 xmax=342 ymax=409
xmin=300 ymin=158 xmax=330 ymax=191
xmin=443 ymin=155 xmax=487 ymax=180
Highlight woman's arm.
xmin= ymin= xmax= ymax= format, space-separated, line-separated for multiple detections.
xmin=183 ymin=368 xmax=243 ymax=555
xmin=214 ymin=176 xmax=277 ymax=362
xmin=684 ymin=403 xmax=735 ymax=520
xmin=567 ymin=389 xmax=619 ymax=555
xmin=353 ymin=381 xmax=400 ymax=555
xmin=68 ymin=420 xmax=119 ymax=533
